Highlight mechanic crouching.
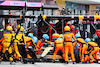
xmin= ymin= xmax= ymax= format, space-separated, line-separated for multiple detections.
xmin=85 ymin=38 xmax=99 ymax=63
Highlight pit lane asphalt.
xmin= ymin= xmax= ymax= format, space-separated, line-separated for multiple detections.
xmin=0 ymin=61 xmax=100 ymax=67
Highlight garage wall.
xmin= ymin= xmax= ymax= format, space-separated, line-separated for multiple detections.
xmin=56 ymin=0 xmax=65 ymax=15
xmin=89 ymin=5 xmax=96 ymax=15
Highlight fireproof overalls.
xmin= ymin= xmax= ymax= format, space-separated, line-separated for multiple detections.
xmin=76 ymin=38 xmax=89 ymax=62
xmin=14 ymin=31 xmax=26 ymax=61
xmin=63 ymin=33 xmax=76 ymax=62
xmin=2 ymin=31 xmax=13 ymax=62
xmin=87 ymin=42 xmax=99 ymax=62
xmin=25 ymin=36 xmax=37 ymax=61
xmin=53 ymin=39 xmax=65 ymax=60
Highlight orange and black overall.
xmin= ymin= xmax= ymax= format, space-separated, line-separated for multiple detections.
xmin=75 ymin=38 xmax=89 ymax=62
xmin=1 ymin=31 xmax=14 ymax=62
xmin=25 ymin=36 xmax=37 ymax=61
xmin=53 ymin=39 xmax=65 ymax=60
xmin=36 ymin=39 xmax=45 ymax=54
xmin=36 ymin=39 xmax=50 ymax=54
xmin=63 ymin=33 xmax=76 ymax=62
xmin=86 ymin=42 xmax=99 ymax=62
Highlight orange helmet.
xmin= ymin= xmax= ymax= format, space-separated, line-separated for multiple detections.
xmin=59 ymin=34 xmax=63 ymax=38
xmin=64 ymin=26 xmax=70 ymax=32
xmin=42 ymin=14 xmax=46 ymax=21
xmin=52 ymin=33 xmax=60 ymax=38
xmin=6 ymin=26 xmax=13 ymax=31
xmin=17 ymin=25 xmax=24 ymax=31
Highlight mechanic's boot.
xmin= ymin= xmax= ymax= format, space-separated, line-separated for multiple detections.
xmin=96 ymin=59 xmax=98 ymax=63
xmin=84 ymin=61 xmax=87 ymax=63
xmin=0 ymin=56 xmax=1 ymax=64
xmin=14 ymin=59 xmax=18 ymax=63
xmin=31 ymin=59 xmax=35 ymax=64
xmin=19 ymin=57 xmax=23 ymax=63
xmin=79 ymin=62 xmax=83 ymax=64
xmin=73 ymin=61 xmax=76 ymax=64
xmin=93 ymin=60 xmax=98 ymax=63
xmin=89 ymin=60 xmax=93 ymax=63
xmin=87 ymin=61 xmax=89 ymax=64
xmin=32 ymin=61 xmax=35 ymax=64
xmin=23 ymin=60 xmax=27 ymax=64
xmin=10 ymin=61 xmax=15 ymax=65
xmin=52 ymin=60 xmax=55 ymax=63
xmin=65 ymin=61 xmax=68 ymax=64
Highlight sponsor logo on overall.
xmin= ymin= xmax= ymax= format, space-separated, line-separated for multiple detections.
xmin=67 ymin=35 xmax=70 ymax=37
xmin=10 ymin=2 xmax=21 ymax=5
xmin=6 ymin=35 xmax=8 ymax=37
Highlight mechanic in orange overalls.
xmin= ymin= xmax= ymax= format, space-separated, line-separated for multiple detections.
xmin=52 ymin=33 xmax=65 ymax=63
xmin=63 ymin=26 xmax=76 ymax=64
xmin=24 ymin=33 xmax=38 ymax=64
xmin=75 ymin=34 xmax=89 ymax=63
xmin=85 ymin=38 xmax=99 ymax=63
xmin=36 ymin=34 xmax=49 ymax=54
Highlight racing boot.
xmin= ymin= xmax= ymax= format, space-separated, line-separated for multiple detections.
xmin=31 ymin=60 xmax=35 ymax=64
xmin=10 ymin=61 xmax=15 ymax=65
xmin=89 ymin=60 xmax=93 ymax=63
xmin=0 ymin=56 xmax=1 ymax=64
xmin=73 ymin=61 xmax=76 ymax=64
xmin=65 ymin=61 xmax=68 ymax=64
xmin=23 ymin=58 xmax=27 ymax=64
xmin=52 ymin=60 xmax=55 ymax=63
xmin=93 ymin=59 xmax=98 ymax=63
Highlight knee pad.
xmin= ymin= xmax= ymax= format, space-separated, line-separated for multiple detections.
xmin=9 ymin=57 xmax=13 ymax=61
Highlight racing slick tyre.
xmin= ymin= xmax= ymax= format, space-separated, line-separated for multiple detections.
xmin=23 ymin=60 xmax=27 ymax=64
xmin=74 ymin=49 xmax=80 ymax=63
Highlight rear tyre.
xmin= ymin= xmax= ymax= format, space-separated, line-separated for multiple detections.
xmin=74 ymin=49 xmax=80 ymax=63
